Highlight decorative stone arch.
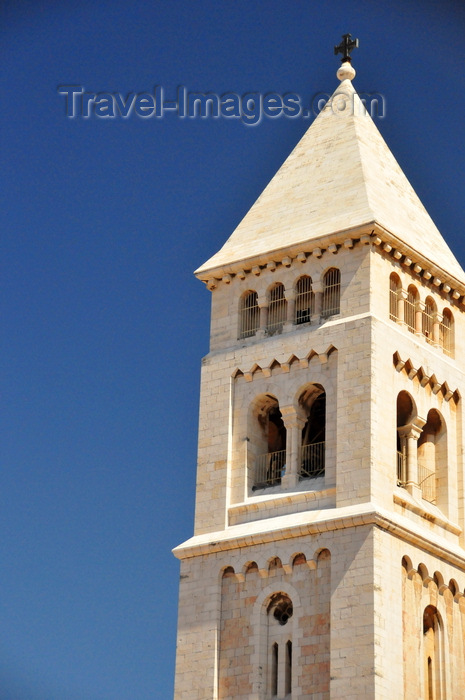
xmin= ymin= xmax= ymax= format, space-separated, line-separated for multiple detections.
xmin=243 ymin=560 xmax=259 ymax=577
xmin=290 ymin=552 xmax=308 ymax=569
xmin=267 ymin=556 xmax=283 ymax=574
xmin=401 ymin=555 xmax=415 ymax=579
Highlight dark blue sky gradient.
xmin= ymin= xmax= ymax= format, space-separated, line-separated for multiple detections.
xmin=0 ymin=1 xmax=464 ymax=698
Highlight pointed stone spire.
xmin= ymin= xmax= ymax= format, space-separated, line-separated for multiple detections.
xmin=196 ymin=53 xmax=465 ymax=286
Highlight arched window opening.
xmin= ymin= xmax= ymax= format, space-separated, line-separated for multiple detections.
xmin=322 ymin=268 xmax=340 ymax=318
xmin=239 ymin=290 xmax=259 ymax=339
xmin=389 ymin=273 xmax=401 ymax=321
xmin=271 ymin=643 xmax=278 ymax=697
xmin=396 ymin=391 xmax=415 ymax=486
xmin=299 ymin=386 xmax=325 ymax=479
xmin=440 ymin=308 xmax=454 ymax=357
xmin=422 ymin=297 xmax=436 ymax=344
xmin=267 ymin=283 xmax=287 ymax=335
xmin=405 ymin=285 xmax=418 ymax=334
xmin=295 ymin=276 xmax=314 ymax=325
xmin=285 ymin=641 xmax=292 ymax=695
xmin=252 ymin=396 xmax=287 ymax=489
xmin=266 ymin=594 xmax=293 ymax=698
xmin=423 ymin=605 xmax=443 ymax=700
xmin=417 ymin=409 xmax=446 ymax=505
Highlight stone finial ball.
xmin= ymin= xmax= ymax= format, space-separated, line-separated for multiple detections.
xmin=337 ymin=62 xmax=356 ymax=82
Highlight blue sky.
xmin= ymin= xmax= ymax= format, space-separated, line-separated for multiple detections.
xmin=0 ymin=1 xmax=464 ymax=698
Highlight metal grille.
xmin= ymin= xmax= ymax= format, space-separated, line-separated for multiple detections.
xmin=422 ymin=300 xmax=435 ymax=344
xmin=267 ymin=284 xmax=287 ymax=334
xmin=322 ymin=268 xmax=340 ymax=317
xmin=419 ymin=464 xmax=436 ymax=504
xmin=440 ymin=312 xmax=453 ymax=357
xmin=299 ymin=442 xmax=325 ymax=479
xmin=295 ymin=276 xmax=314 ymax=324
xmin=397 ymin=450 xmax=406 ymax=485
xmin=254 ymin=450 xmax=286 ymax=487
xmin=389 ymin=276 xmax=399 ymax=321
xmin=404 ymin=290 xmax=416 ymax=334
xmin=239 ymin=291 xmax=259 ymax=339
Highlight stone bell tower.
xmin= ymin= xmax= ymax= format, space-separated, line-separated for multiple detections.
xmin=173 ymin=41 xmax=465 ymax=700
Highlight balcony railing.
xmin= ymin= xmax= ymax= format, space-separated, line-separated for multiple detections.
xmin=300 ymin=442 xmax=325 ymax=479
xmin=397 ymin=451 xmax=406 ymax=486
xmin=254 ymin=450 xmax=286 ymax=488
xmin=418 ymin=464 xmax=436 ymax=504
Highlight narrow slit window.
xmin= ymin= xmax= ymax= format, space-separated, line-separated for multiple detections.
xmin=271 ymin=643 xmax=278 ymax=696
xmin=285 ymin=640 xmax=292 ymax=695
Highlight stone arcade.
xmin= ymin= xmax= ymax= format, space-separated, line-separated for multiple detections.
xmin=173 ymin=52 xmax=465 ymax=699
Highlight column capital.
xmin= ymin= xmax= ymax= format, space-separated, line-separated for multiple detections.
xmin=279 ymin=404 xmax=306 ymax=430
xmin=397 ymin=416 xmax=426 ymax=440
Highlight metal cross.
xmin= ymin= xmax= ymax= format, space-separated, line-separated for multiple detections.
xmin=334 ymin=33 xmax=359 ymax=62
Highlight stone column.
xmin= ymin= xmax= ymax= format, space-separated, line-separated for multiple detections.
xmin=432 ymin=311 xmax=442 ymax=348
xmin=284 ymin=290 xmax=295 ymax=330
xmin=257 ymin=295 xmax=268 ymax=338
xmin=280 ymin=406 xmax=305 ymax=489
xmin=415 ymin=300 xmax=424 ymax=337
xmin=398 ymin=289 xmax=407 ymax=325
xmin=398 ymin=417 xmax=425 ymax=497
xmin=313 ymin=281 xmax=323 ymax=321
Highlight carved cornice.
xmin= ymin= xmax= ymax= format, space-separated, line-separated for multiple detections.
xmin=393 ymin=352 xmax=460 ymax=403
xmin=232 ymin=345 xmax=337 ymax=382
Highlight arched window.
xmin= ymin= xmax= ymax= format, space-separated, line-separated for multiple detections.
xmin=423 ymin=605 xmax=444 ymax=699
xmin=405 ymin=285 xmax=418 ymax=334
xmin=239 ymin=290 xmax=259 ymax=339
xmin=267 ymin=283 xmax=287 ymax=335
xmin=389 ymin=273 xmax=401 ymax=321
xmin=251 ymin=395 xmax=287 ymax=489
xmin=322 ymin=268 xmax=340 ymax=317
xmin=299 ymin=385 xmax=325 ymax=479
xmin=422 ymin=297 xmax=436 ymax=344
xmin=396 ymin=391 xmax=416 ymax=486
xmin=266 ymin=593 xmax=293 ymax=698
xmin=440 ymin=308 xmax=454 ymax=357
xmin=417 ymin=409 xmax=446 ymax=506
xmin=295 ymin=275 xmax=314 ymax=324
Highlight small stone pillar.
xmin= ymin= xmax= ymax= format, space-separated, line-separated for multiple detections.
xmin=280 ymin=406 xmax=306 ymax=489
xmin=398 ymin=417 xmax=426 ymax=497
xmin=415 ymin=300 xmax=424 ymax=336
xmin=284 ymin=290 xmax=295 ymax=330
xmin=398 ymin=289 xmax=407 ymax=325
xmin=257 ymin=296 xmax=268 ymax=338
xmin=313 ymin=281 xmax=323 ymax=320
xmin=432 ymin=311 xmax=442 ymax=348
